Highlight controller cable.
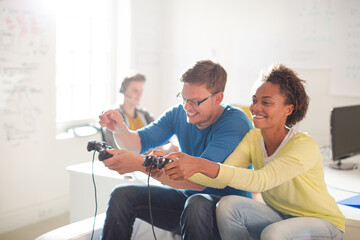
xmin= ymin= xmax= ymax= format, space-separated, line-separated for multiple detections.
xmin=89 ymin=150 xmax=158 ymax=240
xmin=147 ymin=164 xmax=158 ymax=240
xmin=90 ymin=151 xmax=98 ymax=240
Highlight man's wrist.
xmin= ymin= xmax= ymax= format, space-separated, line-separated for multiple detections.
xmin=135 ymin=154 xmax=145 ymax=169
xmin=113 ymin=127 xmax=130 ymax=149
xmin=113 ymin=126 xmax=127 ymax=136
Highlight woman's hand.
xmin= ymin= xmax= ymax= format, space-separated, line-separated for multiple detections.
xmin=164 ymin=152 xmax=221 ymax=181
xmin=164 ymin=152 xmax=203 ymax=180
xmin=144 ymin=149 xmax=167 ymax=178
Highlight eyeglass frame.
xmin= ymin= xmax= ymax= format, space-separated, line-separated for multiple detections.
xmin=176 ymin=91 xmax=220 ymax=107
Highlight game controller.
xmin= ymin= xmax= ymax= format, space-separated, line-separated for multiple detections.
xmin=143 ymin=155 xmax=173 ymax=169
xmin=87 ymin=140 xmax=113 ymax=161
xmin=87 ymin=140 xmax=174 ymax=168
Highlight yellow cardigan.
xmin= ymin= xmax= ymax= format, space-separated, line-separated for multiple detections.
xmin=189 ymin=128 xmax=345 ymax=230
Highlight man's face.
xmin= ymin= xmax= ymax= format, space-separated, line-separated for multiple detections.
xmin=124 ymin=81 xmax=144 ymax=106
xmin=180 ymin=82 xmax=219 ymax=130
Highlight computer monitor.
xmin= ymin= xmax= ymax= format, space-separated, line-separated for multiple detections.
xmin=330 ymin=104 xmax=360 ymax=170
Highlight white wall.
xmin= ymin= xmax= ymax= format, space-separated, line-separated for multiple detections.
xmin=297 ymin=69 xmax=360 ymax=147
xmin=1 ymin=0 xmax=360 ymax=234
xmin=122 ymin=0 xmax=173 ymax=118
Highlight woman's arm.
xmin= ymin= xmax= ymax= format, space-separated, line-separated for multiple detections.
xmin=164 ymin=152 xmax=220 ymax=180
xmin=162 ymin=152 xmax=229 ymax=189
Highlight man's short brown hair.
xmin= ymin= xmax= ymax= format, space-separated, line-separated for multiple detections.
xmin=120 ymin=73 xmax=146 ymax=93
xmin=180 ymin=60 xmax=227 ymax=93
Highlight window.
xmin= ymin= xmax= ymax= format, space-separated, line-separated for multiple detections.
xmin=55 ymin=0 xmax=116 ymax=130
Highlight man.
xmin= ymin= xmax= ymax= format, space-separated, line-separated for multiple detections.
xmin=98 ymin=60 xmax=253 ymax=240
xmin=102 ymin=73 xmax=178 ymax=153
xmin=102 ymin=73 xmax=154 ymax=148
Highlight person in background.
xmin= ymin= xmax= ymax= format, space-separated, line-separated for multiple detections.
xmin=98 ymin=60 xmax=253 ymax=240
xmin=164 ymin=64 xmax=345 ymax=240
xmin=102 ymin=73 xmax=154 ymax=148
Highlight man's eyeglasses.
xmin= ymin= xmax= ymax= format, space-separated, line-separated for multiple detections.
xmin=176 ymin=92 xmax=219 ymax=107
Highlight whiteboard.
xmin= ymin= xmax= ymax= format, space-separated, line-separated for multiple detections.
xmin=233 ymin=0 xmax=360 ymax=98
xmin=329 ymin=0 xmax=360 ymax=97
xmin=0 ymin=0 xmax=55 ymax=146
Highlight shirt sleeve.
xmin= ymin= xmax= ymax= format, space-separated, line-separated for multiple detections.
xmin=215 ymin=133 xmax=321 ymax=192
xmin=136 ymin=106 xmax=177 ymax=154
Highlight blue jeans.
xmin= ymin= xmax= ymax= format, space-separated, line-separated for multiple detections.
xmin=101 ymin=185 xmax=222 ymax=240
xmin=216 ymin=196 xmax=343 ymax=240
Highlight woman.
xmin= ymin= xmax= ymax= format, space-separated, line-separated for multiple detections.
xmin=164 ymin=64 xmax=345 ymax=239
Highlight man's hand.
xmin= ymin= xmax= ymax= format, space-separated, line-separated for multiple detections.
xmin=99 ymin=109 xmax=142 ymax=153
xmin=99 ymin=109 xmax=127 ymax=133
xmin=102 ymin=149 xmax=143 ymax=174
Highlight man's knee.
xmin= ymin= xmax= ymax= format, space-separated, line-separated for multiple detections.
xmin=184 ymin=194 xmax=214 ymax=212
xmin=109 ymin=185 xmax=141 ymax=206
xmin=181 ymin=194 xmax=216 ymax=224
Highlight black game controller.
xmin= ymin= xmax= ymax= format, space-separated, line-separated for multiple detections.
xmin=143 ymin=155 xmax=173 ymax=170
xmin=87 ymin=140 xmax=113 ymax=161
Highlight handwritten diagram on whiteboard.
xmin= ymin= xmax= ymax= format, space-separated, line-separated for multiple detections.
xmin=0 ymin=0 xmax=55 ymax=145
xmin=233 ymin=0 xmax=360 ymax=98
xmin=329 ymin=0 xmax=360 ymax=97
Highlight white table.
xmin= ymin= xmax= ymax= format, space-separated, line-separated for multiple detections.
xmin=322 ymin=155 xmax=360 ymax=240
xmin=67 ymin=161 xmax=150 ymax=222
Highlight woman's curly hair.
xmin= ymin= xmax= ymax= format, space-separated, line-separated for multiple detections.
xmin=262 ymin=64 xmax=310 ymax=127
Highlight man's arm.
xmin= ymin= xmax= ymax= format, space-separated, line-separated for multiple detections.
xmin=103 ymin=149 xmax=206 ymax=191
xmin=99 ymin=109 xmax=142 ymax=153
xmin=113 ymin=128 xmax=142 ymax=153
xmin=149 ymin=169 xmax=206 ymax=190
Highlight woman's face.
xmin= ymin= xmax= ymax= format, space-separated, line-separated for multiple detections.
xmin=249 ymin=82 xmax=293 ymax=130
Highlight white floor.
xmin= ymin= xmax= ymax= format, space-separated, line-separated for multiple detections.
xmin=0 ymin=212 xmax=70 ymax=240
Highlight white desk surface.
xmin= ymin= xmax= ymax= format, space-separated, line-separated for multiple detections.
xmin=67 ymin=160 xmax=161 ymax=185
xmin=67 ymin=161 xmax=164 ymax=223
xmin=322 ymin=155 xmax=360 ymax=224
xmin=323 ymin=155 xmax=360 ymax=193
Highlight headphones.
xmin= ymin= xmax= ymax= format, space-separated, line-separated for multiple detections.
xmin=119 ymin=80 xmax=126 ymax=94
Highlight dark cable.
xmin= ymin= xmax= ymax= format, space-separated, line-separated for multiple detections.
xmin=147 ymin=165 xmax=158 ymax=240
xmin=91 ymin=151 xmax=98 ymax=240
xmin=89 ymin=151 xmax=158 ymax=240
